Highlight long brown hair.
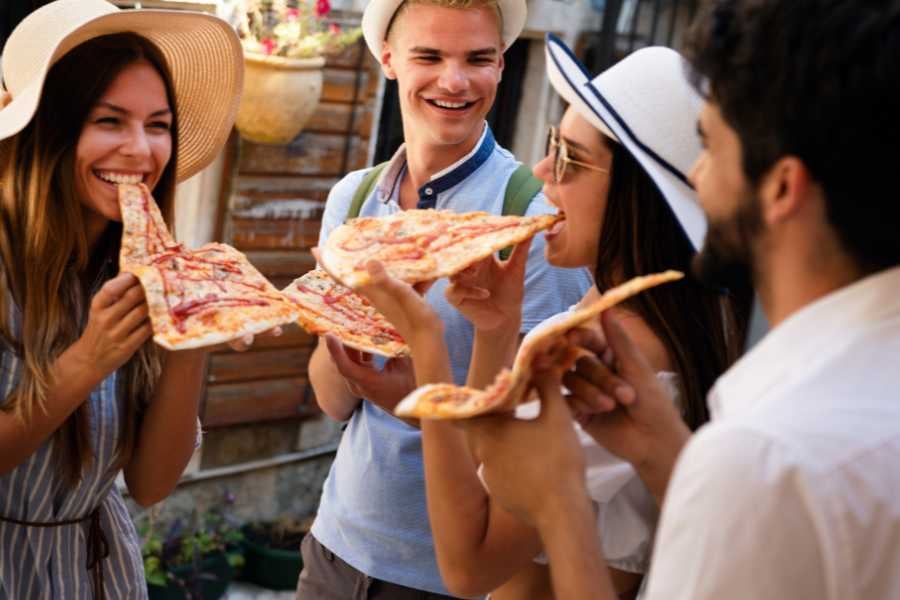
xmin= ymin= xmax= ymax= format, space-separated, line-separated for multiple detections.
xmin=0 ymin=33 xmax=179 ymax=485
xmin=595 ymin=140 xmax=753 ymax=430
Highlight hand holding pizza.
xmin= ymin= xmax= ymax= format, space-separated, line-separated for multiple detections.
xmin=457 ymin=370 xmax=586 ymax=529
xmin=563 ymin=310 xmax=690 ymax=501
xmin=324 ymin=333 xmax=417 ymax=413
xmin=73 ymin=273 xmax=153 ymax=380
xmin=445 ymin=237 xmax=531 ymax=333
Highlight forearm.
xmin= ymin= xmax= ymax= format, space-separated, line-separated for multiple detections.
xmin=124 ymin=349 xmax=205 ymax=506
xmin=538 ymin=485 xmax=618 ymax=600
xmin=465 ymin=326 xmax=520 ymax=389
xmin=421 ymin=420 xmax=541 ymax=596
xmin=635 ymin=424 xmax=691 ymax=506
xmin=308 ymin=340 xmax=360 ymax=421
xmin=0 ymin=343 xmax=103 ymax=474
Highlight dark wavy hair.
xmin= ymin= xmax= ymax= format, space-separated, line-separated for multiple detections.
xmin=684 ymin=0 xmax=900 ymax=273
xmin=594 ymin=141 xmax=752 ymax=430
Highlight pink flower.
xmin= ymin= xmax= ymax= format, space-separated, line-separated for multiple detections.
xmin=329 ymin=22 xmax=341 ymax=34
xmin=315 ymin=0 xmax=330 ymax=17
xmin=261 ymin=38 xmax=277 ymax=55
xmin=286 ymin=7 xmax=300 ymax=20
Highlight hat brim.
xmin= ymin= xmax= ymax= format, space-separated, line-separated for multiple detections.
xmin=362 ymin=0 xmax=526 ymax=58
xmin=1 ymin=9 xmax=242 ymax=183
xmin=545 ymin=33 xmax=707 ymax=250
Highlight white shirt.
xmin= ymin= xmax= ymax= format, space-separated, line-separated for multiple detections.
xmin=644 ymin=266 xmax=900 ymax=600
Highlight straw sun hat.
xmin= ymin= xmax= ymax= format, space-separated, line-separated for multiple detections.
xmin=545 ymin=33 xmax=707 ymax=250
xmin=0 ymin=0 xmax=243 ymax=182
xmin=362 ymin=0 xmax=527 ymax=58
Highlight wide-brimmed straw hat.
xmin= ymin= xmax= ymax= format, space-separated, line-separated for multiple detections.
xmin=362 ymin=0 xmax=527 ymax=59
xmin=545 ymin=33 xmax=706 ymax=250
xmin=0 ymin=0 xmax=243 ymax=182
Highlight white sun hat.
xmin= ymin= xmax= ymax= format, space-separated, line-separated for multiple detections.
xmin=545 ymin=32 xmax=707 ymax=250
xmin=362 ymin=0 xmax=527 ymax=59
xmin=0 ymin=0 xmax=243 ymax=183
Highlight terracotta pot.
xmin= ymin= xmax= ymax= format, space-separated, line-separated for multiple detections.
xmin=235 ymin=53 xmax=326 ymax=145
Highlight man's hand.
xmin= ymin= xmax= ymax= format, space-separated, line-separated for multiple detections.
xmin=445 ymin=238 xmax=531 ymax=333
xmin=323 ymin=333 xmax=416 ymax=413
xmin=563 ymin=310 xmax=691 ymax=503
xmin=458 ymin=370 xmax=585 ymax=529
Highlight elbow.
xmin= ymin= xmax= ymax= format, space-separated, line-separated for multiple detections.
xmin=129 ymin=488 xmax=168 ymax=508
xmin=439 ymin=562 xmax=494 ymax=599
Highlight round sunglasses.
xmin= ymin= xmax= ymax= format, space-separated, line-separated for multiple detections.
xmin=546 ymin=125 xmax=610 ymax=183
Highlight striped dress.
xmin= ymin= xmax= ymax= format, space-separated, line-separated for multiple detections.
xmin=0 ymin=346 xmax=147 ymax=598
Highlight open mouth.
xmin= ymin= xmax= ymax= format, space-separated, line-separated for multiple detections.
xmin=546 ymin=210 xmax=567 ymax=238
xmin=425 ymin=98 xmax=476 ymax=111
xmin=93 ymin=170 xmax=146 ymax=186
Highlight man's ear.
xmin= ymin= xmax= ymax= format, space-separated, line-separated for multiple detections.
xmin=381 ymin=41 xmax=397 ymax=80
xmin=497 ymin=51 xmax=505 ymax=83
xmin=758 ymin=156 xmax=812 ymax=226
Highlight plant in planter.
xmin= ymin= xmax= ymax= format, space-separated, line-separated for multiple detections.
xmin=230 ymin=0 xmax=363 ymax=144
xmin=240 ymin=514 xmax=315 ymax=590
xmin=140 ymin=507 xmax=245 ymax=600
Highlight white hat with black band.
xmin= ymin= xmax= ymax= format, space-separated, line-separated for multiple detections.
xmin=545 ymin=32 xmax=707 ymax=250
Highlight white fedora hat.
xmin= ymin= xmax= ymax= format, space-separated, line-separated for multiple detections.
xmin=545 ymin=33 xmax=707 ymax=250
xmin=362 ymin=0 xmax=527 ymax=59
xmin=0 ymin=0 xmax=243 ymax=183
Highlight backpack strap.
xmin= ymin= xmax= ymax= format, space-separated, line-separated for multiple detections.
xmin=499 ymin=164 xmax=544 ymax=259
xmin=346 ymin=162 xmax=390 ymax=222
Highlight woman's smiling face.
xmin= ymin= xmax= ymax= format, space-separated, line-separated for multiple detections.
xmin=533 ymin=107 xmax=614 ymax=269
xmin=74 ymin=59 xmax=173 ymax=234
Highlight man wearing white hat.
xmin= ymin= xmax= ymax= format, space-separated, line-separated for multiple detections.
xmin=460 ymin=0 xmax=900 ymax=599
xmin=298 ymin=0 xmax=590 ymax=597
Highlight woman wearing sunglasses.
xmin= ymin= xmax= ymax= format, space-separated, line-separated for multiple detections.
xmin=350 ymin=34 xmax=752 ymax=599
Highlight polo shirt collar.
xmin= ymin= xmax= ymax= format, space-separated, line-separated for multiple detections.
xmin=709 ymin=266 xmax=900 ymax=419
xmin=375 ymin=123 xmax=495 ymax=207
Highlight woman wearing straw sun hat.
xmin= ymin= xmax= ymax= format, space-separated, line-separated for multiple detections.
xmin=0 ymin=0 xmax=242 ymax=598
xmin=344 ymin=33 xmax=752 ymax=599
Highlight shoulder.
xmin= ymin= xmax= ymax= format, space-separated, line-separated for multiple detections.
xmin=320 ymin=167 xmax=378 ymax=238
xmin=610 ymin=307 xmax=673 ymax=373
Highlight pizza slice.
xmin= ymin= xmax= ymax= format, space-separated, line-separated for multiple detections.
xmin=282 ymin=268 xmax=409 ymax=357
xmin=319 ymin=209 xmax=562 ymax=288
xmin=394 ymin=270 xmax=684 ymax=419
xmin=119 ymin=183 xmax=301 ymax=351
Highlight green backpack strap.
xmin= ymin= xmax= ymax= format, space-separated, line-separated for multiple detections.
xmin=499 ymin=164 xmax=544 ymax=259
xmin=346 ymin=161 xmax=390 ymax=221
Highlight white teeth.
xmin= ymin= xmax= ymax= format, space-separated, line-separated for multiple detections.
xmin=433 ymin=99 xmax=468 ymax=109
xmin=96 ymin=171 xmax=143 ymax=185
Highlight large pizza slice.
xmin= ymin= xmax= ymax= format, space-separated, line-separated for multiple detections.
xmin=282 ymin=269 xmax=409 ymax=357
xmin=319 ymin=209 xmax=562 ymax=288
xmin=394 ymin=270 xmax=684 ymax=419
xmin=118 ymin=184 xmax=301 ymax=350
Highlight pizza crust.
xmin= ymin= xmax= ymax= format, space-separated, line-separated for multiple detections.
xmin=394 ymin=270 xmax=684 ymax=419
xmin=319 ymin=209 xmax=563 ymax=288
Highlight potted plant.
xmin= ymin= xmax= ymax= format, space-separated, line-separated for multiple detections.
xmin=231 ymin=0 xmax=363 ymax=145
xmin=239 ymin=514 xmax=314 ymax=590
xmin=141 ymin=508 xmax=245 ymax=600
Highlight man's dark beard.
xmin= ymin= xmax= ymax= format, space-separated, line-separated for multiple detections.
xmin=692 ymin=192 xmax=761 ymax=294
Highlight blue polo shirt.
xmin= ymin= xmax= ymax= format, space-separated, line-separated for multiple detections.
xmin=310 ymin=125 xmax=592 ymax=594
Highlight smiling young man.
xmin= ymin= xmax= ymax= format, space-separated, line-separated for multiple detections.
xmin=460 ymin=1 xmax=900 ymax=599
xmin=296 ymin=0 xmax=591 ymax=598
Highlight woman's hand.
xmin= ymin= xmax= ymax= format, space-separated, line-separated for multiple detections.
xmin=73 ymin=273 xmax=152 ymax=379
xmin=227 ymin=326 xmax=283 ymax=352
xmin=445 ymin=238 xmax=532 ymax=333
xmin=355 ymin=260 xmax=444 ymax=352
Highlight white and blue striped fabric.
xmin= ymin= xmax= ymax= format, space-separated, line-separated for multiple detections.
xmin=0 ymin=347 xmax=147 ymax=599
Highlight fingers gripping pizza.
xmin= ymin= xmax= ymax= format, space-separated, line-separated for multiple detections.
xmin=118 ymin=184 xmax=301 ymax=350
xmin=319 ymin=209 xmax=563 ymax=288
xmin=282 ymin=269 xmax=409 ymax=357
xmin=394 ymin=271 xmax=684 ymax=419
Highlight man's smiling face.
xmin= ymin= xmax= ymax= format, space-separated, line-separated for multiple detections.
xmin=381 ymin=3 xmax=504 ymax=152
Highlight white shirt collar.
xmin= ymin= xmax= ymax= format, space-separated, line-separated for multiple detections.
xmin=710 ymin=265 xmax=900 ymax=419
